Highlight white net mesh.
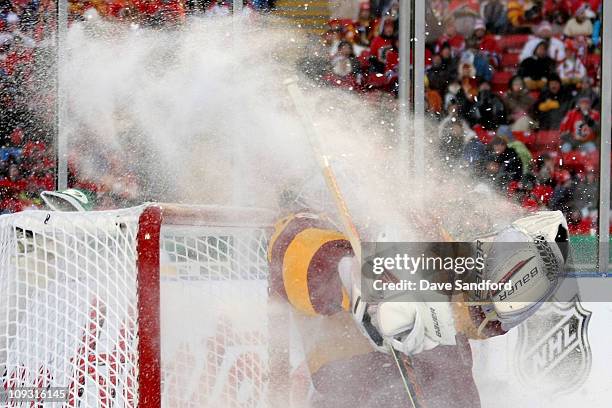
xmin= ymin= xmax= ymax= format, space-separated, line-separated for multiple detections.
xmin=0 ymin=205 xmax=275 ymax=407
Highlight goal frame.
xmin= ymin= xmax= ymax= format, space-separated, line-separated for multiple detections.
xmin=134 ymin=204 xmax=278 ymax=408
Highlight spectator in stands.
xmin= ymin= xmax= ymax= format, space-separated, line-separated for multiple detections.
xmin=369 ymin=18 xmax=395 ymax=66
xmin=557 ymin=39 xmax=587 ymax=87
xmin=448 ymin=0 xmax=479 ymax=37
xmin=471 ymin=81 xmax=506 ymax=130
xmin=439 ymin=98 xmax=476 ymax=143
xmin=0 ymin=83 xmax=26 ymax=147
xmin=507 ymin=0 xmax=542 ymax=31
xmin=425 ymin=76 xmax=443 ymax=118
xmin=534 ymin=74 xmax=571 ymax=130
xmin=323 ymin=22 xmax=344 ymax=57
xmin=0 ymin=161 xmax=27 ymax=214
xmin=367 ymin=18 xmax=397 ymax=90
xmin=328 ymin=40 xmax=362 ymax=89
xmin=534 ymin=152 xmax=556 ymax=186
xmin=487 ymin=136 xmax=523 ymax=187
xmin=560 ymin=95 xmax=599 ymax=152
xmin=426 ymin=46 xmax=457 ymax=94
xmin=452 ymin=75 xmax=480 ymax=126
xmin=574 ymin=167 xmax=599 ymax=214
xmin=459 ymin=48 xmax=492 ymax=83
xmin=469 ymin=19 xmax=500 ymax=67
xmin=591 ymin=11 xmax=601 ymax=47
xmin=435 ymin=17 xmax=465 ymax=57
xmin=480 ymin=0 xmax=507 ymax=34
xmin=508 ymin=173 xmax=538 ymax=208
xmin=543 ymin=0 xmax=573 ymax=23
xmin=438 ymin=121 xmax=466 ymax=166
xmin=503 ymin=76 xmax=535 ymax=132
xmin=206 ymin=0 xmax=231 ymax=17
xmin=379 ymin=0 xmax=399 ymax=28
xmin=573 ymin=76 xmax=599 ymax=110
xmin=429 ymin=0 xmax=450 ymax=23
xmin=549 ymin=169 xmax=575 ymax=213
xmin=444 ymin=80 xmax=461 ymax=111
xmin=4 ymin=12 xmax=35 ymax=49
xmin=508 ymin=136 xmax=532 ymax=174
xmin=518 ymin=41 xmax=556 ymax=90
xmin=566 ymin=206 xmax=593 ymax=234
xmin=0 ymin=33 xmax=13 ymax=75
xmin=520 ymin=21 xmax=566 ymax=63
xmin=463 ymin=129 xmax=487 ymax=172
xmin=353 ymin=2 xmax=377 ymax=47
xmin=563 ymin=4 xmax=594 ymax=38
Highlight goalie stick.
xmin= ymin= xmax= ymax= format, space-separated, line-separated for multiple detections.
xmin=285 ymin=77 xmax=427 ymax=408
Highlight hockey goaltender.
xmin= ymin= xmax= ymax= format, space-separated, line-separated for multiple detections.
xmin=268 ymin=209 xmax=569 ymax=408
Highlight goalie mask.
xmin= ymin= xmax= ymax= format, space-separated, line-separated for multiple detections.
xmin=41 ymin=189 xmax=96 ymax=212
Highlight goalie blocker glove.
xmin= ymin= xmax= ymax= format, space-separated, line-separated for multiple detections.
xmin=370 ymin=211 xmax=570 ymax=355
xmin=465 ymin=210 xmax=569 ymax=334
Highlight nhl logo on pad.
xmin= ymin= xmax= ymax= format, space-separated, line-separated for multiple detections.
xmin=514 ymin=296 xmax=592 ymax=394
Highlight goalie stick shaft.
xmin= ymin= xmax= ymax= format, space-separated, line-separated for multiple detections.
xmin=285 ymin=77 xmax=362 ymax=260
xmin=390 ymin=347 xmax=427 ymax=408
xmin=285 ymin=77 xmax=426 ymax=408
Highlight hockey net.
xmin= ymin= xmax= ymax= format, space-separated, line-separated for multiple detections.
xmin=0 ymin=204 xmax=284 ymax=407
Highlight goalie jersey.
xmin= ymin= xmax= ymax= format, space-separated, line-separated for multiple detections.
xmin=267 ymin=212 xmax=353 ymax=317
xmin=267 ymin=211 xmax=480 ymax=408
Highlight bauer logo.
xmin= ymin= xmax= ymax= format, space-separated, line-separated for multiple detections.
xmin=514 ymin=297 xmax=592 ymax=394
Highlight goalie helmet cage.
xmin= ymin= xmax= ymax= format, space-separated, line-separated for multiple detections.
xmin=0 ymin=203 xmax=290 ymax=407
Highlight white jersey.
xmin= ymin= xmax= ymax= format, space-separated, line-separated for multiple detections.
xmin=520 ymin=36 xmax=566 ymax=63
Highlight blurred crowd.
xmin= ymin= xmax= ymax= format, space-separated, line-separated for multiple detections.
xmin=0 ymin=0 xmax=270 ymax=214
xmin=318 ymin=0 xmax=606 ymax=235
xmin=0 ymin=0 xmax=54 ymax=213
xmin=0 ymin=0 xmax=608 ymax=235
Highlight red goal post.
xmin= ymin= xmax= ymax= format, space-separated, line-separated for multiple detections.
xmin=0 ymin=203 xmax=287 ymax=407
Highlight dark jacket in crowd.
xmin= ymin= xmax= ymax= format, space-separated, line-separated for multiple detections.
xmin=534 ymin=85 xmax=572 ymax=130
xmin=518 ymin=55 xmax=556 ymax=81
xmin=471 ymin=89 xmax=507 ymax=130
xmin=494 ymin=145 xmax=523 ymax=183
xmin=503 ymin=89 xmax=535 ymax=116
xmin=427 ymin=57 xmax=458 ymax=92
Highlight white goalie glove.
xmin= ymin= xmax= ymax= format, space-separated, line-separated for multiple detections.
xmin=479 ymin=210 xmax=569 ymax=331
xmin=343 ymin=211 xmax=569 ymax=356
xmin=340 ymin=255 xmax=459 ymax=355
xmin=376 ymin=301 xmax=458 ymax=355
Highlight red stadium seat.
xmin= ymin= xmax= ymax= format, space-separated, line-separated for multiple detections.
xmin=561 ymin=150 xmax=600 ymax=173
xmin=521 ymin=196 xmax=540 ymax=211
xmin=561 ymin=150 xmax=585 ymax=171
xmin=498 ymin=34 xmax=530 ymax=53
xmin=586 ymin=53 xmax=601 ymax=77
xmin=531 ymin=150 xmax=560 ymax=168
xmin=528 ymin=90 xmax=540 ymax=100
xmin=492 ymin=71 xmax=513 ymax=94
xmin=582 ymin=151 xmax=600 ymax=171
xmin=501 ymin=53 xmax=520 ymax=71
xmin=358 ymin=49 xmax=371 ymax=71
xmin=532 ymin=185 xmax=554 ymax=205
xmin=534 ymin=130 xmax=561 ymax=151
xmin=512 ymin=131 xmax=536 ymax=148
xmin=507 ymin=180 xmax=521 ymax=197
xmin=473 ymin=125 xmax=495 ymax=144
xmin=553 ymin=169 xmax=572 ymax=184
